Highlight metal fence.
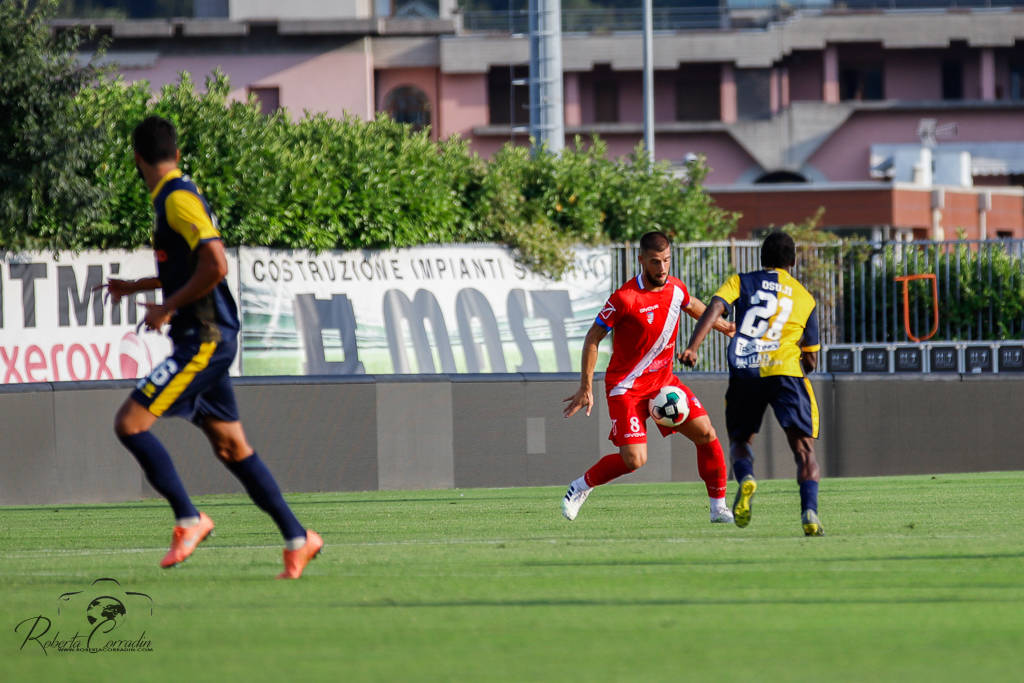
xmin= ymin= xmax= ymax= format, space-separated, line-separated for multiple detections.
xmin=844 ymin=239 xmax=1024 ymax=344
xmin=610 ymin=239 xmax=1024 ymax=373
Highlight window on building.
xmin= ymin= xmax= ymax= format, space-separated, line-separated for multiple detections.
xmin=59 ymin=0 xmax=196 ymax=18
xmin=394 ymin=0 xmax=440 ymax=18
xmin=488 ymin=65 xmax=529 ymax=126
xmin=941 ymin=61 xmax=963 ymax=100
xmin=248 ymin=86 xmax=280 ymax=116
xmin=755 ymin=170 xmax=808 ymax=184
xmin=383 ymin=86 xmax=431 ymax=130
xmin=839 ymin=65 xmax=884 ymax=101
xmin=592 ymin=65 xmax=619 ymax=123
xmin=736 ymin=68 xmax=772 ymax=120
xmin=676 ymin=64 xmax=721 ymax=121
xmin=194 ymin=0 xmax=229 ymax=17
xmin=1010 ymin=63 xmax=1024 ymax=100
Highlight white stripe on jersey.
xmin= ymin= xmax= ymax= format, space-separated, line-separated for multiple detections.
xmin=609 ymin=284 xmax=685 ymax=397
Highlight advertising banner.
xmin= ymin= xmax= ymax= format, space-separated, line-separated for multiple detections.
xmin=0 ymin=245 xmax=610 ymax=382
xmin=0 ymin=250 xmax=240 ymax=384
xmin=238 ymin=244 xmax=612 ymax=375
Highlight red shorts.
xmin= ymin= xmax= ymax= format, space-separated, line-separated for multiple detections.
xmin=606 ymin=377 xmax=708 ymax=446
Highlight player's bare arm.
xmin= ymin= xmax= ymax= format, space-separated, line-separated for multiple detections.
xmin=93 ymin=276 xmax=161 ymax=305
xmin=142 ymin=238 xmax=228 ymax=331
xmin=801 ymin=350 xmax=818 ymax=374
xmin=680 ymin=298 xmax=729 ymax=367
xmin=683 ymin=296 xmax=735 ymax=338
xmin=563 ymin=322 xmax=609 ymax=418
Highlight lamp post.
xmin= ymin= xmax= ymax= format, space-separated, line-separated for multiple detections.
xmin=642 ymin=0 xmax=654 ymax=165
xmin=529 ymin=0 xmax=564 ymax=154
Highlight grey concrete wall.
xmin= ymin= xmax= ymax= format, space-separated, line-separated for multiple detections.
xmin=0 ymin=373 xmax=1020 ymax=505
xmin=829 ymin=375 xmax=1022 ymax=477
xmin=376 ymin=377 xmax=453 ymax=491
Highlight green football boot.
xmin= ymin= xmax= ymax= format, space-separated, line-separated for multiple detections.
xmin=731 ymin=475 xmax=757 ymax=528
xmin=802 ymin=509 xmax=825 ymax=536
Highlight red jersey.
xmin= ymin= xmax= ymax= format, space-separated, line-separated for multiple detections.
xmin=596 ymin=274 xmax=690 ymax=397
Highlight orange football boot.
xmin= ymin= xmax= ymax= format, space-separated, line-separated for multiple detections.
xmin=160 ymin=512 xmax=215 ymax=568
xmin=277 ymin=530 xmax=324 ymax=579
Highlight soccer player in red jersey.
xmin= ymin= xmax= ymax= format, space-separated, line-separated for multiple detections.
xmin=561 ymin=231 xmax=736 ymax=522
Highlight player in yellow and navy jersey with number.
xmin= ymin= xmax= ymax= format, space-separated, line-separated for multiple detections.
xmin=100 ymin=116 xmax=323 ymax=577
xmin=681 ymin=231 xmax=825 ymax=536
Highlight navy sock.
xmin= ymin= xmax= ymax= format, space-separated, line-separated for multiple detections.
xmin=225 ymin=454 xmax=305 ymax=541
xmin=800 ymin=480 xmax=819 ymax=512
xmin=117 ymin=431 xmax=198 ymax=520
xmin=732 ymin=456 xmax=754 ymax=482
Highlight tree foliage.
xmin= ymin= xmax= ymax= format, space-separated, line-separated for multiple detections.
xmin=0 ymin=0 xmax=111 ymax=250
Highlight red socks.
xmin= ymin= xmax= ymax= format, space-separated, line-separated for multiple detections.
xmin=582 ymin=440 xmax=726 ymax=495
xmin=696 ymin=439 xmax=728 ymax=499
xmin=584 ymin=453 xmax=635 ymax=487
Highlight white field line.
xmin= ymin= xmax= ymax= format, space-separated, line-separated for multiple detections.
xmin=1 ymin=531 xmax=978 ymax=561
xmin=0 ymin=535 xmax=761 ymax=559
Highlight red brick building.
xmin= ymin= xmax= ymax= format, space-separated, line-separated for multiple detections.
xmin=708 ymin=183 xmax=1024 ymax=240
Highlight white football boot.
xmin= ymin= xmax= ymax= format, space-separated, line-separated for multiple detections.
xmin=710 ymin=505 xmax=735 ymax=524
xmin=561 ymin=480 xmax=592 ymax=521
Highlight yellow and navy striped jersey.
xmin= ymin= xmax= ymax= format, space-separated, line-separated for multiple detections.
xmin=712 ymin=268 xmax=820 ymax=378
xmin=151 ymin=169 xmax=239 ymax=343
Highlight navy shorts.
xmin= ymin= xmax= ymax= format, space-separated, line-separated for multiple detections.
xmin=130 ymin=337 xmax=239 ymax=425
xmin=725 ymin=375 xmax=819 ymax=440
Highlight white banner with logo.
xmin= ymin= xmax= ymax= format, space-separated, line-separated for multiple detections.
xmin=238 ymin=244 xmax=612 ymax=375
xmin=1 ymin=245 xmax=611 ymax=383
xmin=0 ymin=250 xmax=240 ymax=384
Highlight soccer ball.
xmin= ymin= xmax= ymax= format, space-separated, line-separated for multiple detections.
xmin=648 ymin=385 xmax=690 ymax=428
xmin=118 ymin=331 xmax=153 ymax=379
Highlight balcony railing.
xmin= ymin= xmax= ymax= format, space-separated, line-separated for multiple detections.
xmin=460 ymin=0 xmax=1024 ymax=34
xmin=461 ymin=7 xmax=729 ymax=34
xmin=834 ymin=0 xmax=1024 ymax=6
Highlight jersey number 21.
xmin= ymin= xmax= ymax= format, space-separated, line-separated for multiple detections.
xmin=739 ymin=290 xmax=792 ymax=341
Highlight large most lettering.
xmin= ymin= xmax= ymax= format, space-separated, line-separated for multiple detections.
xmin=240 ymin=245 xmax=610 ymax=376
xmin=294 ymin=288 xmax=574 ymax=375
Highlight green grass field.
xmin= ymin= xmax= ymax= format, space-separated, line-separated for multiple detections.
xmin=2 ymin=472 xmax=1023 ymax=682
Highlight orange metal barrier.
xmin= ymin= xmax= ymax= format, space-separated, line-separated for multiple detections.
xmin=894 ymin=273 xmax=939 ymax=342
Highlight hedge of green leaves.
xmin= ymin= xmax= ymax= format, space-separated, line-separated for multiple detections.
xmin=89 ymin=74 xmax=737 ymax=277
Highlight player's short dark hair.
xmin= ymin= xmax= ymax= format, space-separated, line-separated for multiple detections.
xmin=639 ymin=231 xmax=671 ymax=253
xmin=132 ymin=116 xmax=178 ymax=165
xmin=761 ymin=231 xmax=796 ymax=268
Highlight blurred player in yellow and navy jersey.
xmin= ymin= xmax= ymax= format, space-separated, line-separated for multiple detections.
xmin=681 ymin=231 xmax=825 ymax=536
xmin=99 ymin=116 xmax=323 ymax=577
